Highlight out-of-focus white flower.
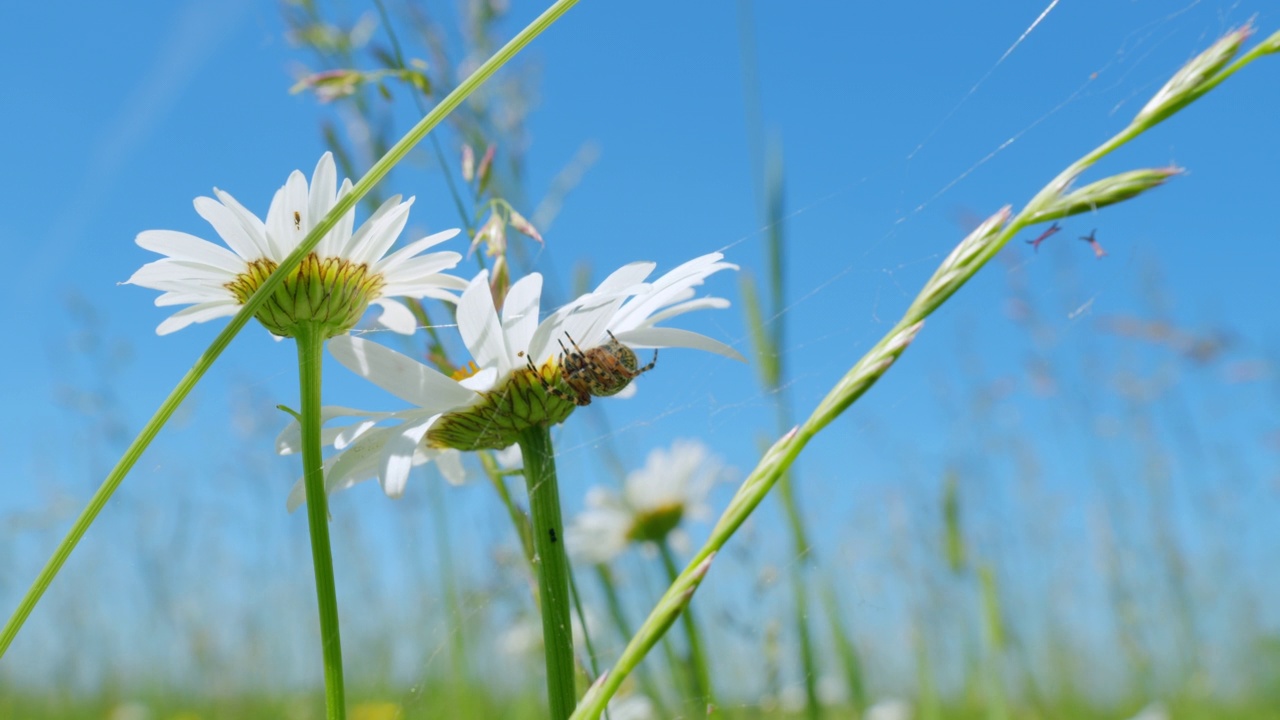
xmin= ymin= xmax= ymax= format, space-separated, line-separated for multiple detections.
xmin=866 ymin=698 xmax=914 ymax=720
xmin=607 ymin=694 xmax=656 ymax=720
xmin=779 ymin=684 xmax=808 ymax=714
xmin=499 ymin=610 xmax=598 ymax=659
xmin=777 ymin=675 xmax=849 ymax=712
xmin=817 ymin=674 xmax=850 ymax=706
xmin=566 ymin=440 xmax=723 ymax=565
xmin=1125 ymin=702 xmax=1169 ymax=720
xmin=106 ymin=702 xmax=151 ymax=720
xmin=127 ymin=152 xmax=465 ymax=337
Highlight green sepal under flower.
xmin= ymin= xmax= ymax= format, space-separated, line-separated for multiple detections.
xmin=225 ymin=254 xmax=385 ymax=339
xmin=427 ymin=361 xmax=578 ymax=451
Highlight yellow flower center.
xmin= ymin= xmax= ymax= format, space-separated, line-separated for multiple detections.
xmin=451 ymin=361 xmax=482 ymax=382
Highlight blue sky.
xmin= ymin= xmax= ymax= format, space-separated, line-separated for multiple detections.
xmin=2 ymin=0 xmax=1279 ymax=695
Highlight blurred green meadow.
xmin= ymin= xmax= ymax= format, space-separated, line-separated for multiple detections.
xmin=4 ymin=1 xmax=1280 ymax=719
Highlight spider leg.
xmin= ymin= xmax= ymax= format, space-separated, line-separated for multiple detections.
xmin=526 ymin=354 xmax=556 ymax=392
xmin=528 ymin=350 xmax=592 ymax=406
xmin=635 ymin=348 xmax=658 ymax=375
xmin=562 ymin=331 xmax=590 ymax=357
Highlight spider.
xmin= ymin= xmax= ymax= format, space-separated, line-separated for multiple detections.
xmin=527 ymin=330 xmax=658 ymax=406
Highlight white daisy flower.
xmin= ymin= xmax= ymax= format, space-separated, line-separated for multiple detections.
xmin=280 ymin=254 xmax=741 ymax=507
xmin=126 ymin=152 xmax=467 ymax=338
xmin=565 ymin=440 xmax=722 ymax=565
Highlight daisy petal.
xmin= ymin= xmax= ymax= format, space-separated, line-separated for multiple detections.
xmin=376 ymin=229 xmax=462 ymax=274
xmin=614 ymin=327 xmax=746 ymax=361
xmin=502 ymin=274 xmax=543 ymax=356
xmin=436 ymin=450 xmax=466 ymax=485
xmin=156 ymin=301 xmax=241 ymax=335
xmin=379 ymin=415 xmax=437 ymax=498
xmin=194 ymin=196 xmax=268 ymax=261
xmin=369 ymin=298 xmax=418 ymax=335
xmin=347 ymin=197 xmax=412 ymax=264
xmin=307 ymin=153 xmax=338 ymax=253
xmin=329 ymin=335 xmax=478 ymax=409
xmin=210 ymin=189 xmax=273 ymax=259
xmin=641 ymin=297 xmax=731 ymax=326
xmin=458 ymin=271 xmax=512 ymax=373
xmin=135 ymin=230 xmax=244 ymax=272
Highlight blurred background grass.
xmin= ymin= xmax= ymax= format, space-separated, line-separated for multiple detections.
xmin=2 ymin=1 xmax=1279 ymax=718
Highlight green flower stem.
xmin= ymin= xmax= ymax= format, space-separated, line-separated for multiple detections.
xmin=0 ymin=0 xmax=580 ymax=659
xmin=658 ymin=540 xmax=715 ymax=711
xmin=516 ymin=424 xmax=577 ymax=720
xmin=294 ymin=323 xmax=346 ymax=719
xmin=571 ymin=26 xmax=1280 ymax=719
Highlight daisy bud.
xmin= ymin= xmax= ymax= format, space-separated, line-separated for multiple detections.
xmin=1136 ymin=25 xmax=1251 ymax=126
xmin=461 ymin=144 xmax=476 ymax=183
xmin=1024 ymin=167 xmax=1182 ymax=225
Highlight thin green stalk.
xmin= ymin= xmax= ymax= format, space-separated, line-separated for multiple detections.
xmin=594 ymin=565 xmax=670 ymax=717
xmin=658 ymin=541 xmax=714 ymax=711
xmin=915 ymin=626 xmax=941 ymax=720
xmin=978 ymin=565 xmax=1009 ymax=720
xmin=820 ymin=580 xmax=866 ymax=716
xmin=568 ymin=565 xmax=600 ymax=680
xmin=481 ymin=450 xmax=536 ymax=569
xmin=370 ymin=0 xmax=476 ymax=238
xmin=572 ymin=26 xmax=1280 ymax=718
xmin=294 ymin=323 xmax=346 ymax=719
xmin=0 ymin=0 xmax=580 ymax=658
xmin=736 ymin=4 xmax=822 ymax=708
xmin=516 ymin=424 xmax=577 ymax=720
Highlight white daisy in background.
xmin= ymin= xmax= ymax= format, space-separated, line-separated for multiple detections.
xmin=604 ymin=694 xmax=656 ymax=720
xmin=498 ymin=609 xmax=600 ymax=660
xmin=565 ymin=439 xmax=724 ymax=565
xmin=280 ymin=254 xmax=742 ymax=507
xmin=778 ymin=674 xmax=850 ymax=713
xmin=1125 ymin=702 xmax=1169 ymax=720
xmin=126 ymin=152 xmax=466 ymax=338
xmin=865 ymin=698 xmax=914 ymax=720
